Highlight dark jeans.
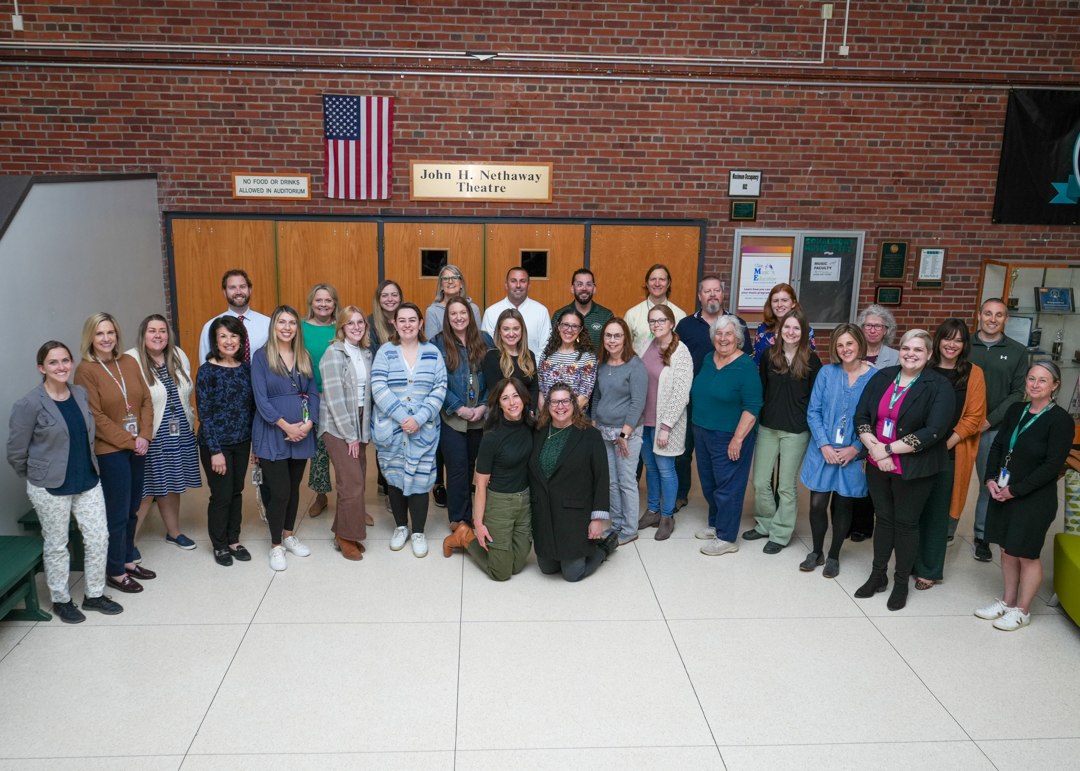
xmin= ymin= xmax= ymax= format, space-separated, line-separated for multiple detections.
xmin=261 ymin=457 xmax=307 ymax=544
xmin=809 ymin=490 xmax=853 ymax=561
xmin=388 ymin=485 xmax=429 ymax=533
xmin=97 ymin=449 xmax=145 ymax=577
xmin=200 ymin=441 xmax=250 ymax=551
xmin=849 ymin=494 xmax=875 ymax=538
xmin=675 ymin=402 xmax=694 ymax=501
xmin=536 ymin=548 xmax=606 ymax=582
xmin=866 ymin=465 xmax=937 ymax=584
xmin=441 ymin=423 xmax=483 ymax=525
xmin=694 ymin=425 xmax=757 ymax=543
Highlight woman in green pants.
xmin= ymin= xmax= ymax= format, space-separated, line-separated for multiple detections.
xmin=441 ymin=377 xmax=536 ymax=580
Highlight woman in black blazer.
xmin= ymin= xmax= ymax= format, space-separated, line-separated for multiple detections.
xmin=854 ymin=329 xmax=955 ymax=611
xmin=529 ymin=382 xmax=618 ymax=581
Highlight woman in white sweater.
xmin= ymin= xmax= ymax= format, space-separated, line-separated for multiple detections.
xmin=636 ymin=304 xmax=694 ymax=541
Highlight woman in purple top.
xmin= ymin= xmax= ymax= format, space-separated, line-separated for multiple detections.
xmin=853 ymin=329 xmax=954 ymax=612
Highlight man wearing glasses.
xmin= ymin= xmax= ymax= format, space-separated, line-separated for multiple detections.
xmin=481 ymin=266 xmax=553 ymax=355
xmin=552 ymin=268 xmax=613 ymax=347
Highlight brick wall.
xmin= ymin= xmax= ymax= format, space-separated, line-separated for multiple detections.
xmin=2 ymin=1 xmax=1079 ymax=331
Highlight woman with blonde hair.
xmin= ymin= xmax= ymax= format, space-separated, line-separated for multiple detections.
xmin=73 ymin=312 xmax=155 ymax=593
xmin=252 ymin=305 xmax=321 ymax=571
xmin=302 ymin=282 xmax=341 ymax=518
xmin=368 ymin=280 xmax=402 ymax=357
xmin=482 ymin=307 xmax=540 ymax=410
xmin=319 ymin=305 xmax=375 ymax=560
xmin=127 ymin=314 xmax=200 ymax=552
xmin=425 ymin=263 xmax=481 ymax=339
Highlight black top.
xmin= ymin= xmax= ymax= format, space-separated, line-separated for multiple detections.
xmin=195 ymin=361 xmax=255 ymax=453
xmin=854 ymin=365 xmax=955 ymax=480
xmin=482 ymin=348 xmax=541 ymax=411
xmin=985 ymin=401 xmax=1074 ymax=499
xmin=934 ymin=366 xmax=967 ymax=460
xmin=476 ymin=414 xmax=534 ymax=494
xmin=757 ymin=349 xmax=823 ymax=433
xmin=48 ymin=395 xmax=98 ymax=496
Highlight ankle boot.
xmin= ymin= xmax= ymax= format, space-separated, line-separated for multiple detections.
xmin=887 ymin=578 xmax=909 ymax=611
xmin=442 ymin=525 xmax=476 ymax=557
xmin=639 ymin=510 xmax=662 ymax=529
xmin=336 ymin=536 xmax=363 ymax=561
xmin=854 ymin=569 xmax=889 ymax=598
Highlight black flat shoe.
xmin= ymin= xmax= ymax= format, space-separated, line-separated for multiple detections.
xmin=763 ymin=541 xmax=784 ymax=555
xmin=598 ymin=532 xmax=620 ymax=558
xmin=799 ymin=552 xmax=824 ymax=571
xmin=850 ymin=532 xmax=868 ymax=542
xmin=854 ymin=570 xmax=888 ymax=599
xmin=887 ymin=581 xmax=909 ymax=611
xmin=214 ymin=548 xmax=234 ymax=566
xmin=228 ymin=544 xmax=252 ymax=562
xmin=742 ymin=529 xmax=768 ymax=541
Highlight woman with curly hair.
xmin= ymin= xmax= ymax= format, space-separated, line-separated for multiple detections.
xmin=537 ymin=307 xmax=597 ymax=411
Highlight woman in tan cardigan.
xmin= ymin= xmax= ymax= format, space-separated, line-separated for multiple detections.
xmin=913 ymin=319 xmax=986 ymax=588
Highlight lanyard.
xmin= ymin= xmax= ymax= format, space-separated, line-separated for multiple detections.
xmin=1006 ymin=403 xmax=1053 ymax=460
xmin=281 ymin=357 xmax=310 ymax=423
xmin=97 ymin=357 xmax=132 ymax=414
xmin=888 ymin=371 xmax=920 ymax=412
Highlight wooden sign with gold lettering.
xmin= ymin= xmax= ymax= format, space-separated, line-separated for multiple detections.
xmin=410 ymin=162 xmax=553 ymax=203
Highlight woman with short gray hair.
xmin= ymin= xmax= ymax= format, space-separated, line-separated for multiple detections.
xmin=857 ymin=304 xmax=900 ymax=368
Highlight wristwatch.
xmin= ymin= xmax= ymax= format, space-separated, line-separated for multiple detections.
xmin=618 ymin=432 xmax=628 ymax=440
xmin=884 ymin=442 xmax=894 ymax=455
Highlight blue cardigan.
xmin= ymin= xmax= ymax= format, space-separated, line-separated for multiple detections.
xmin=251 ymin=347 xmax=321 ymax=461
xmin=799 ymin=363 xmax=876 ymax=498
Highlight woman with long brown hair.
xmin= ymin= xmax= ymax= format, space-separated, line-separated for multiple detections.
xmin=368 ymin=279 xmax=402 ymax=356
xmin=636 ymin=304 xmax=694 ymax=541
xmin=482 ymin=308 xmax=540 ymax=410
xmin=747 ymin=308 xmax=822 ymax=553
xmin=537 ymin=307 xmax=597 ymax=411
xmin=752 ymin=283 xmax=817 ymax=364
xmin=433 ymin=296 xmax=494 ymax=530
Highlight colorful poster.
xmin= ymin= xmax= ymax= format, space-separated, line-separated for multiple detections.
xmin=737 ymin=245 xmax=792 ymax=312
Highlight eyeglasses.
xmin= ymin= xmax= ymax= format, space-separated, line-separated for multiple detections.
xmin=344 ymin=320 xmax=366 ymax=328
xmin=549 ymin=398 xmax=573 ymax=407
xmin=603 ymin=333 xmax=624 ymax=340
xmin=648 ymin=318 xmax=669 ymax=327
xmin=559 ymin=323 xmax=582 ymax=332
xmin=440 ymin=275 xmax=462 ymax=283
xmin=863 ymin=323 xmax=885 ymax=331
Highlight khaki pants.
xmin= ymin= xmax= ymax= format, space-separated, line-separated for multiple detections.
xmin=466 ymin=488 xmax=532 ymax=581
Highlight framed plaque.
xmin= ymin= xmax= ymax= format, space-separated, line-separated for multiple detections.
xmin=730 ymin=200 xmax=757 ymax=221
xmin=875 ymin=286 xmax=903 ymax=306
xmin=915 ymin=247 xmax=947 ymax=289
xmin=876 ymin=241 xmax=908 ymax=282
xmin=1034 ymin=287 xmax=1075 ymax=313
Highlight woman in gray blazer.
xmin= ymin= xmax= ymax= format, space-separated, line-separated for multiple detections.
xmin=6 ymin=341 xmax=122 ymax=623
xmin=318 ymin=305 xmax=375 ymax=561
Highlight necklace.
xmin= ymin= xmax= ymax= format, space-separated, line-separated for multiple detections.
xmin=548 ymin=424 xmax=572 ymax=438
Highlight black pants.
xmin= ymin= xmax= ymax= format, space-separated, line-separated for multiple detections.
xmin=866 ymin=466 xmax=936 ymax=583
xmin=809 ymin=491 xmax=853 ymax=561
xmin=200 ymin=441 xmax=249 ymax=551
xmin=849 ymin=493 xmax=875 ymax=538
xmin=262 ymin=457 xmax=307 ymax=544
xmin=536 ymin=548 xmax=606 ymax=582
xmin=388 ymin=485 xmax=429 ymax=533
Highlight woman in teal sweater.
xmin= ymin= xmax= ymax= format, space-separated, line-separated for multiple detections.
xmin=690 ymin=315 xmax=763 ymax=557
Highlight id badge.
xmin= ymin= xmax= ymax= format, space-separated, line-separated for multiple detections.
xmin=834 ymin=426 xmax=845 ymax=445
xmin=302 ymin=398 xmax=310 ymax=424
xmin=882 ymin=419 xmax=895 ymax=439
xmin=168 ymin=418 xmax=181 ymax=438
xmin=123 ymin=414 xmax=138 ymax=436
xmin=997 ymin=468 xmax=1011 ymax=487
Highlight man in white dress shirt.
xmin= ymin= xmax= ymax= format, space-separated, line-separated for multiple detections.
xmin=480 ymin=266 xmax=552 ymax=355
xmin=197 ymin=269 xmax=272 ymax=363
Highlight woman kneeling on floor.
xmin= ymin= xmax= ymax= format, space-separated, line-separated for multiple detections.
xmin=527 ymin=382 xmax=618 ymax=581
xmin=443 ymin=377 xmax=536 ymax=580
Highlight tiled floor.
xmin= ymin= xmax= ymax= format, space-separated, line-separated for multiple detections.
xmin=2 ymin=466 xmax=1079 ymax=770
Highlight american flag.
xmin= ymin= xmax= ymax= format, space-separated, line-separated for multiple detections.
xmin=323 ymin=94 xmax=394 ymax=200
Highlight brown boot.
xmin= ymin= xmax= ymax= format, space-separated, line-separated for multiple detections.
xmin=337 ymin=536 xmax=363 ymax=560
xmin=309 ymin=493 xmax=328 ymax=517
xmin=442 ymin=525 xmax=476 ymax=557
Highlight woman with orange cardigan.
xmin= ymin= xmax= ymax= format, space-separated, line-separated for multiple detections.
xmin=913 ymin=319 xmax=986 ymax=589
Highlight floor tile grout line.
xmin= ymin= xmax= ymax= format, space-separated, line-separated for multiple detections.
xmin=631 ymin=541 xmax=729 ymax=771
xmin=176 ymin=570 xmax=279 ymax=769
xmin=453 ymin=551 xmax=465 ymax=771
xmin=0 ymin=623 xmax=35 ymax=666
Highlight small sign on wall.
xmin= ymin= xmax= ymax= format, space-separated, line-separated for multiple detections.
xmin=232 ymin=174 xmax=311 ymax=200
xmin=410 ymin=162 xmax=553 ymax=202
xmin=728 ymin=170 xmax=762 ymax=197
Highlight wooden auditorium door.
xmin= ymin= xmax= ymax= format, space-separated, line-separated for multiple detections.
xmin=383 ymin=223 xmax=486 ymax=316
xmin=276 ymin=221 xmax=380 ymax=318
xmin=485 ymin=224 xmax=585 ymax=313
xmin=171 ymin=218 xmax=277 ymax=377
xmin=589 ymin=224 xmax=701 ymax=319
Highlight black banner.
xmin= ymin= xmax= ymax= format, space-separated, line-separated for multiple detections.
xmin=992 ymin=90 xmax=1080 ymax=226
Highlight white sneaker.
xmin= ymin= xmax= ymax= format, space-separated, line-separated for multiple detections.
xmin=282 ymin=535 xmax=310 ymax=557
xmin=269 ymin=545 xmax=287 ymax=571
xmin=700 ymin=538 xmax=739 ymax=556
xmin=974 ymin=598 xmax=1011 ymax=620
xmin=695 ymin=527 xmax=717 ymax=540
xmin=390 ymin=526 xmax=410 ymax=551
xmin=993 ymin=607 xmax=1031 ymax=631
xmin=411 ymin=532 xmax=428 ymax=558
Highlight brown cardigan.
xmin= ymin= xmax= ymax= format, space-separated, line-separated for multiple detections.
xmin=949 ymin=364 xmax=987 ymax=520
xmin=73 ymin=354 xmax=154 ymax=455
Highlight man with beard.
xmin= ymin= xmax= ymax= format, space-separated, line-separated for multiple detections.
xmin=481 ymin=266 xmax=552 ymax=355
xmin=198 ymin=269 xmax=272 ymax=364
xmin=551 ymin=268 xmax=613 ymax=347
xmin=672 ymin=276 xmax=749 ymax=510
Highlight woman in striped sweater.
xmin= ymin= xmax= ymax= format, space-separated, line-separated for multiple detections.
xmin=371 ymin=302 xmax=448 ymax=558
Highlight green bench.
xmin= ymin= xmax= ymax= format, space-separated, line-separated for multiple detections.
xmin=0 ymin=535 xmax=52 ymax=622
xmin=18 ymin=508 xmax=84 ymax=573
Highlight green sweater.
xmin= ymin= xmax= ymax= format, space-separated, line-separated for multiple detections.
xmin=968 ymin=332 xmax=1028 ymax=430
xmin=690 ymin=353 xmax=763 ymax=433
xmin=302 ymin=321 xmax=337 ymax=392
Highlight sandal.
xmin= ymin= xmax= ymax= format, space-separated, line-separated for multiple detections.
xmin=915 ymin=577 xmax=935 ymax=590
